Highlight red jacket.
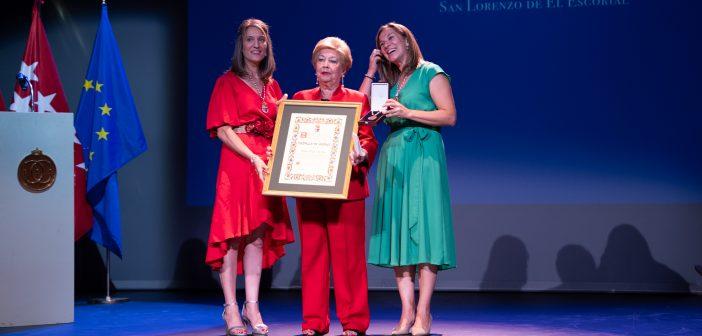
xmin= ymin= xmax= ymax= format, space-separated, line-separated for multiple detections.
xmin=292 ymin=86 xmax=378 ymax=200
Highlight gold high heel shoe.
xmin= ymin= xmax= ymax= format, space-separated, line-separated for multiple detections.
xmin=222 ymin=302 xmax=247 ymax=336
xmin=410 ymin=314 xmax=432 ymax=336
xmin=241 ymin=300 xmax=269 ymax=335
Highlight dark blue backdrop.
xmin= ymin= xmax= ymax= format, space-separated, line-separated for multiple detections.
xmin=187 ymin=0 xmax=702 ymax=206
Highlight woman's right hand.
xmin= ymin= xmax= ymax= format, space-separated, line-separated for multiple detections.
xmin=367 ymin=49 xmax=382 ymax=75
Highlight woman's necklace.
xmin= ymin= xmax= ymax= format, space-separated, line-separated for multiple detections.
xmin=393 ymin=71 xmax=413 ymax=100
xmin=245 ymin=72 xmax=268 ymax=113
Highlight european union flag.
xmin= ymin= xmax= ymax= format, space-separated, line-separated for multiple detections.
xmin=74 ymin=4 xmax=147 ymax=258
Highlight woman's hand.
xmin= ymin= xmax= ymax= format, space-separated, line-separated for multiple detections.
xmin=251 ymin=155 xmax=269 ymax=182
xmin=349 ymin=147 xmax=368 ymax=166
xmin=275 ymin=93 xmax=288 ymax=107
xmin=265 ymin=146 xmax=273 ymax=161
xmin=382 ymin=99 xmax=413 ymax=119
xmin=367 ymin=49 xmax=382 ymax=76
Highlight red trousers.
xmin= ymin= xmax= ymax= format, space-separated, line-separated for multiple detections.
xmin=297 ymin=198 xmax=370 ymax=333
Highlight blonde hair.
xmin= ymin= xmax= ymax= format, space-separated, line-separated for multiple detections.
xmin=230 ymin=18 xmax=276 ymax=83
xmin=311 ymin=36 xmax=353 ymax=73
xmin=375 ymin=22 xmax=423 ymax=86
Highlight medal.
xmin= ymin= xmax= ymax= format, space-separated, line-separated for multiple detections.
xmin=245 ymin=72 xmax=269 ymax=113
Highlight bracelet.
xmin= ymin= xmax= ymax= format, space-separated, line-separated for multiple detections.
xmin=249 ymin=155 xmax=259 ymax=164
xmin=364 ymin=74 xmax=374 ymax=81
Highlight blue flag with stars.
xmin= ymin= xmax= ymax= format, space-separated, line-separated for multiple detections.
xmin=75 ymin=4 xmax=147 ymax=258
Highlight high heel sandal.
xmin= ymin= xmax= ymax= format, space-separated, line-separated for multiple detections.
xmin=241 ymin=300 xmax=269 ymax=335
xmin=391 ymin=317 xmax=415 ymax=335
xmin=409 ymin=314 xmax=432 ymax=336
xmin=222 ymin=302 xmax=247 ymax=336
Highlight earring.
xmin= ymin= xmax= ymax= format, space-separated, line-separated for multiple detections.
xmin=315 ymin=74 xmax=318 ymax=85
xmin=341 ymin=75 xmax=345 ymax=87
xmin=405 ymin=42 xmax=409 ymax=50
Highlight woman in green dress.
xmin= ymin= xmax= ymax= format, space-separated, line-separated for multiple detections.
xmin=360 ymin=22 xmax=457 ymax=336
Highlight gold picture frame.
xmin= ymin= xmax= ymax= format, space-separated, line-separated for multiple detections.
xmin=263 ymin=100 xmax=361 ymax=199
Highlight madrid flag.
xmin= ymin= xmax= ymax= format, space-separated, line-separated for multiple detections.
xmin=7 ymin=0 xmax=93 ymax=240
xmin=0 ymin=90 xmax=6 ymax=110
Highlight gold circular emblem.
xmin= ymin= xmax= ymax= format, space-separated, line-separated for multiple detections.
xmin=18 ymin=148 xmax=57 ymax=193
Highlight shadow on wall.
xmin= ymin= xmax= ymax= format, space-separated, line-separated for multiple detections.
xmin=272 ymin=258 xmax=302 ymax=288
xmin=170 ymin=238 xmax=218 ymax=290
xmin=273 ymin=198 xmax=301 ymax=289
xmin=480 ymin=235 xmax=529 ymax=291
xmin=552 ymin=244 xmax=599 ymax=291
xmin=553 ymin=224 xmax=690 ymax=292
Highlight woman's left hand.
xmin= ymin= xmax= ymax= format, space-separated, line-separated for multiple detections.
xmin=349 ymin=147 xmax=368 ymax=166
xmin=251 ymin=155 xmax=269 ymax=182
xmin=265 ymin=146 xmax=273 ymax=161
xmin=275 ymin=93 xmax=288 ymax=107
xmin=382 ymin=99 xmax=412 ymax=119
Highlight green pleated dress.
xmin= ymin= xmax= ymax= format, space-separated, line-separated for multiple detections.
xmin=367 ymin=61 xmax=456 ymax=271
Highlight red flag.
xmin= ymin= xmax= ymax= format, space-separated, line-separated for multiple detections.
xmin=9 ymin=0 xmax=93 ymax=240
xmin=0 ymin=90 xmax=6 ymax=110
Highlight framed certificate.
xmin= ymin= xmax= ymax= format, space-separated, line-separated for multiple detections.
xmin=263 ymin=100 xmax=362 ymax=199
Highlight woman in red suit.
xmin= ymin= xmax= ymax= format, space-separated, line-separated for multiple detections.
xmin=293 ymin=37 xmax=378 ymax=336
xmin=205 ymin=19 xmax=294 ymax=336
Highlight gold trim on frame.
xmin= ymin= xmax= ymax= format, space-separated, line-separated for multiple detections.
xmin=263 ymin=99 xmax=361 ymax=199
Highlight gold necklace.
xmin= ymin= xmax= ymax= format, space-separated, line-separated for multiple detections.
xmin=245 ymin=72 xmax=268 ymax=113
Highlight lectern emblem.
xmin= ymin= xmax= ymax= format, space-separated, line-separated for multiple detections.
xmin=18 ymin=148 xmax=57 ymax=193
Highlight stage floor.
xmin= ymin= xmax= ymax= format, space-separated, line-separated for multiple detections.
xmin=2 ymin=290 xmax=701 ymax=335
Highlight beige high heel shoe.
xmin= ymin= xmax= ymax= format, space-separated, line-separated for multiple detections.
xmin=222 ymin=302 xmax=247 ymax=336
xmin=391 ymin=317 xmax=415 ymax=335
xmin=410 ymin=314 xmax=432 ymax=336
xmin=241 ymin=300 xmax=269 ymax=335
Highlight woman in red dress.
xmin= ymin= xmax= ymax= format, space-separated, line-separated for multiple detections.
xmin=205 ymin=18 xmax=294 ymax=336
xmin=293 ymin=37 xmax=378 ymax=336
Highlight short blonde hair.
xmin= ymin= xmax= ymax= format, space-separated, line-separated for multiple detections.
xmin=311 ymin=37 xmax=353 ymax=73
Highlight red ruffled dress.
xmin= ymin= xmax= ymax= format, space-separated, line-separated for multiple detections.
xmin=205 ymin=71 xmax=294 ymax=273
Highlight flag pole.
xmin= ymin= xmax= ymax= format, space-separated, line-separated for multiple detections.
xmin=89 ymin=247 xmax=129 ymax=304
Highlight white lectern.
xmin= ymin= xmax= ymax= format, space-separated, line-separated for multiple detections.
xmin=0 ymin=112 xmax=74 ymax=327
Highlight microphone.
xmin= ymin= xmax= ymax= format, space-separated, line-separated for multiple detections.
xmin=16 ymin=73 xmax=30 ymax=91
xmin=16 ymin=72 xmax=36 ymax=112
